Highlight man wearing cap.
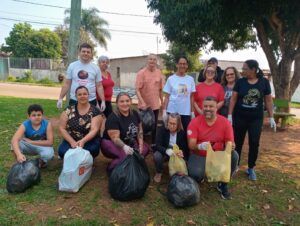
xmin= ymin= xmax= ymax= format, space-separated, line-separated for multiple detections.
xmin=198 ymin=57 xmax=224 ymax=83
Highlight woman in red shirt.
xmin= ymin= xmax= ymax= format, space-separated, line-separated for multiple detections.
xmin=194 ymin=64 xmax=224 ymax=116
xmin=97 ymin=55 xmax=115 ymax=118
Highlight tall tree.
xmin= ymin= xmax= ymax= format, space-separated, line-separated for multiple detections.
xmin=162 ymin=42 xmax=202 ymax=73
xmin=64 ymin=7 xmax=111 ymax=49
xmin=1 ymin=23 xmax=61 ymax=58
xmin=147 ymin=0 xmax=300 ymax=100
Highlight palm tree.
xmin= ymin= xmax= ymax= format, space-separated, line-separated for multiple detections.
xmin=64 ymin=7 xmax=111 ymax=49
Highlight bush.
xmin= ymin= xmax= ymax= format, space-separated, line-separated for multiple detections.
xmin=17 ymin=70 xmax=35 ymax=83
xmin=38 ymin=77 xmax=55 ymax=85
xmin=6 ymin=75 xmax=17 ymax=82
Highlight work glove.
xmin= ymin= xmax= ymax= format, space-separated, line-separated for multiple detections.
xmin=123 ymin=145 xmax=134 ymax=155
xmin=57 ymin=99 xmax=63 ymax=109
xmin=100 ymin=101 xmax=106 ymax=112
xmin=191 ymin=111 xmax=195 ymax=119
xmin=227 ymin=114 xmax=233 ymax=125
xmin=269 ymin=117 xmax=277 ymax=132
xmin=166 ymin=148 xmax=174 ymax=157
xmin=197 ymin=142 xmax=209 ymax=151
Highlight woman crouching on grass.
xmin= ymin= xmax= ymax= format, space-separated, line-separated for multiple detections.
xmin=58 ymin=85 xmax=103 ymax=159
xmin=101 ymin=92 xmax=150 ymax=173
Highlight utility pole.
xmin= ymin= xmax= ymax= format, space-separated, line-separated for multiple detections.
xmin=67 ymin=0 xmax=81 ymax=102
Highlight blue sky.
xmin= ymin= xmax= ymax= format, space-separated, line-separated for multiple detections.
xmin=0 ymin=0 xmax=269 ymax=69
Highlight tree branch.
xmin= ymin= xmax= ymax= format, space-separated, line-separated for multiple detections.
xmin=255 ymin=20 xmax=277 ymax=70
xmin=269 ymin=12 xmax=286 ymax=55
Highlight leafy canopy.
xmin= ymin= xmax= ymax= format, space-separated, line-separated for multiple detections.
xmin=2 ymin=23 xmax=62 ymax=58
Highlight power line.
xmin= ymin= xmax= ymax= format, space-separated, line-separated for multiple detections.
xmin=0 ymin=10 xmax=63 ymax=21
xmin=0 ymin=17 xmax=162 ymax=35
xmin=11 ymin=0 xmax=153 ymax=18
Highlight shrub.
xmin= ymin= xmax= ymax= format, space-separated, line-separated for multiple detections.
xmin=38 ymin=77 xmax=55 ymax=86
xmin=17 ymin=70 xmax=35 ymax=83
xmin=7 ymin=75 xmax=17 ymax=82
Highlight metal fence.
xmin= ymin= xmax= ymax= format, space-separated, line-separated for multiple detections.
xmin=1 ymin=57 xmax=65 ymax=70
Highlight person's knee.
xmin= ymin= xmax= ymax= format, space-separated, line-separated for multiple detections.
xmin=40 ymin=147 xmax=54 ymax=161
xmin=153 ymin=151 xmax=163 ymax=163
xmin=188 ymin=165 xmax=204 ymax=182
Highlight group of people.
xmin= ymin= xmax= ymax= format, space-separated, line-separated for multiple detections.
xmin=11 ymin=43 xmax=276 ymax=200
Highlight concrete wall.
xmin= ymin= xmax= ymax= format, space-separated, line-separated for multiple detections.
xmin=9 ymin=68 xmax=65 ymax=82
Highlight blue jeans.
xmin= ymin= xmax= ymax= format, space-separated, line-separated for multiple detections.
xmin=18 ymin=140 xmax=54 ymax=163
xmin=188 ymin=150 xmax=239 ymax=182
xmin=58 ymin=137 xmax=100 ymax=159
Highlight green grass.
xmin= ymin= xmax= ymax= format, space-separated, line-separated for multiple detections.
xmin=291 ymin=102 xmax=300 ymax=108
xmin=0 ymin=96 xmax=299 ymax=225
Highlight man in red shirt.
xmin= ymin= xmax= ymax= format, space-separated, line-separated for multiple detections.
xmin=187 ymin=96 xmax=239 ymax=200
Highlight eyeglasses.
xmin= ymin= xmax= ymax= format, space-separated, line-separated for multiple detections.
xmin=226 ymin=73 xmax=235 ymax=76
xmin=206 ymin=70 xmax=215 ymax=74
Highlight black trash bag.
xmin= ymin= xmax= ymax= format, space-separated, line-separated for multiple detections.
xmin=6 ymin=159 xmax=41 ymax=193
xmin=167 ymin=174 xmax=200 ymax=208
xmin=139 ymin=108 xmax=155 ymax=134
xmin=109 ymin=151 xmax=150 ymax=201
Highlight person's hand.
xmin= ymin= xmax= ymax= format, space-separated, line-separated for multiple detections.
xmin=197 ymin=142 xmax=209 ymax=151
xmin=123 ymin=145 xmax=134 ymax=155
xmin=162 ymin=110 xmax=168 ymax=123
xmin=77 ymin=139 xmax=85 ymax=148
xmin=191 ymin=111 xmax=195 ymax=119
xmin=22 ymin=137 xmax=32 ymax=144
xmin=140 ymin=102 xmax=147 ymax=110
xmin=57 ymin=99 xmax=63 ymax=109
xmin=228 ymin=114 xmax=233 ymax=125
xmin=96 ymin=102 xmax=101 ymax=110
xmin=269 ymin=117 xmax=277 ymax=132
xmin=100 ymin=101 xmax=106 ymax=112
xmin=70 ymin=140 xmax=78 ymax=148
xmin=16 ymin=153 xmax=26 ymax=163
xmin=176 ymin=150 xmax=184 ymax=158
xmin=166 ymin=148 xmax=174 ymax=156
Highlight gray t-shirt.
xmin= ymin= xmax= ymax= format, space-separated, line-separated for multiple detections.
xmin=67 ymin=60 xmax=102 ymax=101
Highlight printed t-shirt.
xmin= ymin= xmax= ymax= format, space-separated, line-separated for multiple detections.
xmin=67 ymin=60 xmax=102 ymax=101
xmin=103 ymin=110 xmax=141 ymax=146
xmin=64 ymin=104 xmax=100 ymax=141
xmin=163 ymin=74 xmax=196 ymax=115
xmin=234 ymin=77 xmax=271 ymax=119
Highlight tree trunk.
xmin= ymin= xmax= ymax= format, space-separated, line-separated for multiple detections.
xmin=273 ymin=58 xmax=293 ymax=100
xmin=289 ymin=54 xmax=300 ymax=98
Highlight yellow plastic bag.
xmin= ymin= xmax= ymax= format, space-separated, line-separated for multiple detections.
xmin=205 ymin=142 xmax=232 ymax=183
xmin=168 ymin=144 xmax=188 ymax=176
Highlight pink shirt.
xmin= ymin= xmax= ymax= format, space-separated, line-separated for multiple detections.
xmin=136 ymin=67 xmax=164 ymax=110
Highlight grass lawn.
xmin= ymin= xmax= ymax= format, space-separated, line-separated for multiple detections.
xmin=0 ymin=96 xmax=299 ymax=226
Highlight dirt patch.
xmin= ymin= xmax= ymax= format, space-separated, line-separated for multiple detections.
xmin=22 ymin=119 xmax=300 ymax=223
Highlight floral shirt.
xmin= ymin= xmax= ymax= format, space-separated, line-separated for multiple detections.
xmin=65 ymin=104 xmax=100 ymax=141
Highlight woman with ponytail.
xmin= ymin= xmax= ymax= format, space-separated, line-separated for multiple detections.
xmin=228 ymin=60 xmax=276 ymax=180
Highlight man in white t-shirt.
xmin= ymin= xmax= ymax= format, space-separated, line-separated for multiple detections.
xmin=57 ymin=43 xmax=106 ymax=111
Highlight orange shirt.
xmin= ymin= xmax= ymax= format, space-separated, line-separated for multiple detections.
xmin=135 ymin=67 xmax=165 ymax=110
